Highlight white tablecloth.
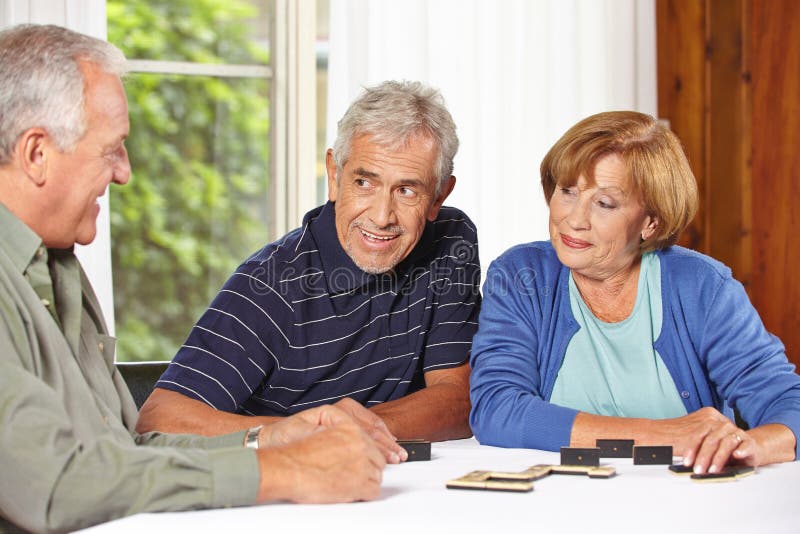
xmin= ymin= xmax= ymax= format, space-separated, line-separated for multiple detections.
xmin=82 ymin=438 xmax=800 ymax=533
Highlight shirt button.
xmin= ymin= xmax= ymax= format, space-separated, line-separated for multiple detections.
xmin=98 ymin=342 xmax=104 ymax=352
xmin=41 ymin=298 xmax=51 ymax=307
xmin=681 ymin=391 xmax=690 ymax=399
xmin=36 ymin=247 xmax=45 ymax=258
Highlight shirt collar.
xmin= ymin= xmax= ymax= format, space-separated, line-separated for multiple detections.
xmin=308 ymin=201 xmax=435 ymax=295
xmin=0 ymin=200 xmax=44 ymax=275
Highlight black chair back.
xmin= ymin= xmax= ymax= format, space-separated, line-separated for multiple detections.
xmin=116 ymin=361 xmax=170 ymax=410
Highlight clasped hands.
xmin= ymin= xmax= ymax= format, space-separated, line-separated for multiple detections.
xmin=253 ymin=398 xmax=408 ymax=504
xmin=258 ymin=397 xmax=408 ymax=463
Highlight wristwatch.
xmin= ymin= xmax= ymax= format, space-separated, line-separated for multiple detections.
xmin=244 ymin=425 xmax=263 ymax=449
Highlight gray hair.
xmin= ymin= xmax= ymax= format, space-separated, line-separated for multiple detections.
xmin=332 ymin=80 xmax=459 ymax=194
xmin=0 ymin=24 xmax=127 ymax=165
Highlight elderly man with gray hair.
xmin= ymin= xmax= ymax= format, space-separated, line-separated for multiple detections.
xmin=137 ymin=80 xmax=481 ymax=447
xmin=0 ymin=23 xmax=387 ymax=533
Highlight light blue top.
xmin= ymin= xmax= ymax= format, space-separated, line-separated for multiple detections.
xmin=550 ymin=252 xmax=687 ymax=418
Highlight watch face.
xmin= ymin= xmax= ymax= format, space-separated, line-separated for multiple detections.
xmin=244 ymin=425 xmax=263 ymax=449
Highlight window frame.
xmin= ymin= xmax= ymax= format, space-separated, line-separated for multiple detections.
xmin=0 ymin=0 xmax=318 ymax=337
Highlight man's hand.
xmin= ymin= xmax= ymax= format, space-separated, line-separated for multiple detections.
xmin=332 ymin=398 xmax=407 ymax=463
xmin=258 ymin=400 xmax=407 ymax=464
xmin=256 ymin=422 xmax=386 ymax=503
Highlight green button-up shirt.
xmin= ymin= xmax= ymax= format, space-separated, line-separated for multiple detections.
xmin=0 ymin=203 xmax=259 ymax=533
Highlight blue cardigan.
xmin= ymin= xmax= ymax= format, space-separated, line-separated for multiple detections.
xmin=469 ymin=241 xmax=800 ymax=453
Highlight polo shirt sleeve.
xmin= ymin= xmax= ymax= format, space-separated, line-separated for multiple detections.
xmin=136 ymin=429 xmax=247 ymax=449
xmin=157 ymin=260 xmax=289 ymax=412
xmin=421 ymin=215 xmax=482 ymax=372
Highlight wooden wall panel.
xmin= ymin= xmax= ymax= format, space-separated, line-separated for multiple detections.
xmin=706 ymin=0 xmax=750 ymax=289
xmin=749 ymin=0 xmax=800 ymax=364
xmin=657 ymin=0 xmax=800 ymax=367
xmin=656 ymin=0 xmax=707 ymax=252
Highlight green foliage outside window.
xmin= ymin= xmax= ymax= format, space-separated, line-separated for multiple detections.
xmin=108 ymin=0 xmax=271 ymax=362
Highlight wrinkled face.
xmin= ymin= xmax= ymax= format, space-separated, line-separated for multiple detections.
xmin=548 ymin=153 xmax=656 ymax=280
xmin=43 ymin=61 xmax=130 ymax=248
xmin=327 ymin=133 xmax=453 ymax=274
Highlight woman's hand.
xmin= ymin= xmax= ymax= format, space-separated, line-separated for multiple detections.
xmin=649 ymin=408 xmax=795 ymax=473
xmin=572 ymin=409 xmax=796 ymax=472
xmin=655 ymin=407 xmax=749 ymax=473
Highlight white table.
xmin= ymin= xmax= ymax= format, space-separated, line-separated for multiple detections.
xmin=82 ymin=438 xmax=800 ymax=533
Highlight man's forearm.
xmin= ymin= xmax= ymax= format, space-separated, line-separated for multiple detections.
xmin=136 ymin=388 xmax=280 ymax=436
xmin=369 ymin=381 xmax=472 ymax=441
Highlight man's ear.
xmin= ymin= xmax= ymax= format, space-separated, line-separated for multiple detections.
xmin=427 ymin=175 xmax=456 ymax=221
xmin=17 ymin=128 xmax=49 ymax=186
xmin=326 ymin=149 xmax=339 ymax=202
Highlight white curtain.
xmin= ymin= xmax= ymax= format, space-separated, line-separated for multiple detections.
xmin=327 ymin=0 xmax=657 ymax=274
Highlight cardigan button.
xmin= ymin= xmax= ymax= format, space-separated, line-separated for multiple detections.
xmin=680 ymin=391 xmax=690 ymax=399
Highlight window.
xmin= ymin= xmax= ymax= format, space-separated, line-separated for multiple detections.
xmin=108 ymin=0 xmax=275 ymax=362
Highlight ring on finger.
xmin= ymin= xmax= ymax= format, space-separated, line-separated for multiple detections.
xmin=733 ymin=433 xmax=743 ymax=443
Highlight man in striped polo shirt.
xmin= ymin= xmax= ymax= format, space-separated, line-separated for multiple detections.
xmin=137 ymin=81 xmax=480 ymax=451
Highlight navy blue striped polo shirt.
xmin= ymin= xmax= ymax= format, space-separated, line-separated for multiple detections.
xmin=157 ymin=201 xmax=481 ymax=415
